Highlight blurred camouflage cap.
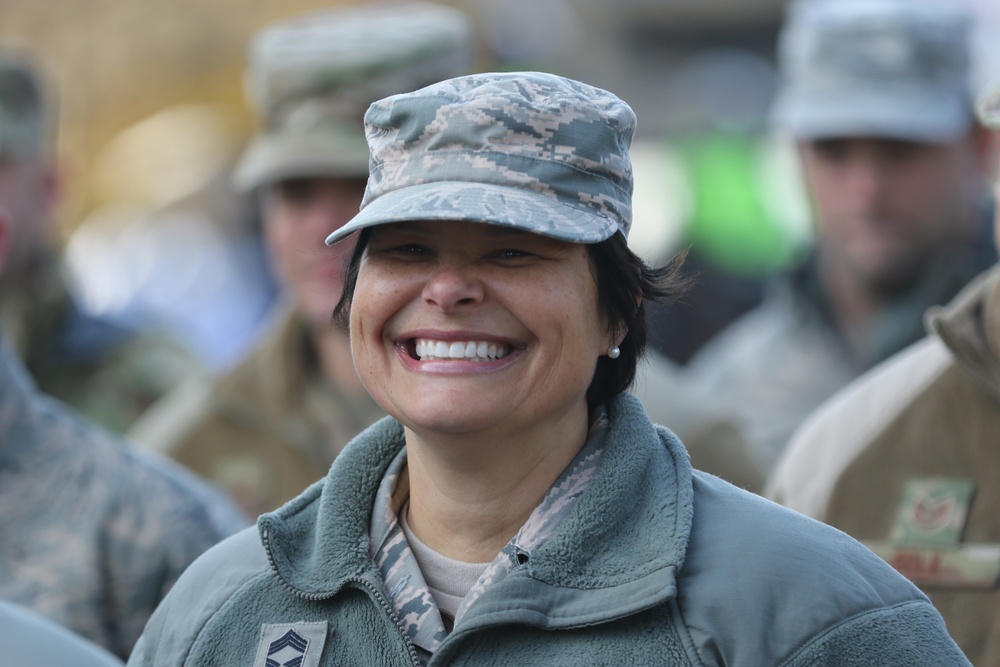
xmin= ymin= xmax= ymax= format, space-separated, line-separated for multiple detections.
xmin=0 ymin=47 xmax=46 ymax=160
xmin=771 ymin=0 xmax=974 ymax=141
xmin=233 ymin=1 xmax=475 ymax=192
xmin=325 ymin=71 xmax=636 ymax=246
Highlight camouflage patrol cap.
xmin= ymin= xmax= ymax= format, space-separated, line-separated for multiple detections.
xmin=771 ymin=0 xmax=974 ymax=141
xmin=324 ymin=72 xmax=636 ymax=246
xmin=232 ymin=1 xmax=475 ymax=192
xmin=0 ymin=48 xmax=46 ymax=160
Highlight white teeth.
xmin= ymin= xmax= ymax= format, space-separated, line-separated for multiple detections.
xmin=414 ymin=338 xmax=511 ymax=361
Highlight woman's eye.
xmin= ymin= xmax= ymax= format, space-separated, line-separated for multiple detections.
xmin=366 ymin=241 xmax=432 ymax=262
xmin=497 ymin=248 xmax=531 ymax=259
xmin=381 ymin=243 xmax=428 ymax=255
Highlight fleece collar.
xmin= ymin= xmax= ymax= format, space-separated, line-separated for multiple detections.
xmin=258 ymin=392 xmax=694 ymax=626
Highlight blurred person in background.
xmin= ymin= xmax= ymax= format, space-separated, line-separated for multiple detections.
xmin=128 ymin=2 xmax=476 ymax=517
xmin=0 ymin=45 xmax=201 ymax=434
xmin=767 ymin=85 xmax=1000 ymax=665
xmin=638 ymin=0 xmax=995 ymax=486
xmin=64 ymin=104 xmax=279 ymax=372
xmin=0 ymin=161 xmax=249 ymax=658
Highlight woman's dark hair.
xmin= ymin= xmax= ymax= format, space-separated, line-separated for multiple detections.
xmin=333 ymin=228 xmax=689 ymax=408
xmin=332 ymin=227 xmax=372 ymax=327
xmin=585 ymin=234 xmax=689 ymax=407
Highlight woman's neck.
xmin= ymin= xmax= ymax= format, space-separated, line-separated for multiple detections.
xmin=401 ymin=404 xmax=589 ymax=563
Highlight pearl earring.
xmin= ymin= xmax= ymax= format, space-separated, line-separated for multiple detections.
xmin=608 ymin=346 xmax=621 ymax=359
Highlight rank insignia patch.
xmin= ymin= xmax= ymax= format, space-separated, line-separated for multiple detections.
xmin=252 ymin=622 xmax=328 ymax=667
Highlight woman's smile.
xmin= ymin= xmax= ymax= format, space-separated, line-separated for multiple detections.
xmin=393 ymin=334 xmax=524 ymax=376
xmin=412 ymin=338 xmax=511 ymax=362
xmin=350 ymin=219 xmax=611 ymax=436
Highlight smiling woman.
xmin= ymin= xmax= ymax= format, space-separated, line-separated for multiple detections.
xmin=127 ymin=72 xmax=971 ymax=667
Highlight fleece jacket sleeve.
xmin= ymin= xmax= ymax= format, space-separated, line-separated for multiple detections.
xmin=783 ymin=600 xmax=971 ymax=666
xmin=126 ymin=527 xmax=269 ymax=666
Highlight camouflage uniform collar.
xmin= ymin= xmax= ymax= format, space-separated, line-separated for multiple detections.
xmin=258 ymin=393 xmax=692 ymax=626
xmin=368 ymin=410 xmax=609 ymax=661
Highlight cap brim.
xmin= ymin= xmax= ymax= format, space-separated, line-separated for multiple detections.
xmin=232 ymin=131 xmax=371 ymax=191
xmin=325 ymin=181 xmax=623 ymax=246
xmin=772 ymin=91 xmax=972 ymax=142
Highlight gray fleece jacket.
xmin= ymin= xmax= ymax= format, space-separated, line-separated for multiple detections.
xmin=128 ymin=393 xmax=969 ymax=666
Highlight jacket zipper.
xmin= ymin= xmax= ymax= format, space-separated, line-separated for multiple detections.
xmin=261 ymin=527 xmax=422 ymax=667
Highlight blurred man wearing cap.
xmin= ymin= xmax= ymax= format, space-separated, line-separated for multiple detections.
xmin=0 ymin=46 xmax=199 ymax=434
xmin=0 ymin=85 xmax=250 ymax=658
xmin=128 ymin=2 xmax=475 ymax=516
xmin=645 ymin=0 xmax=995 ymax=481
xmin=767 ymin=85 xmax=1000 ymax=664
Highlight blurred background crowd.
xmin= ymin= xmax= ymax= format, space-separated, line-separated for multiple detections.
xmin=6 ymin=0 xmax=994 ymax=374
xmin=3 ymin=0 xmax=1000 ymax=663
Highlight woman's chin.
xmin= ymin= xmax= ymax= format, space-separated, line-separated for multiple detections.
xmin=397 ymin=403 xmax=507 ymax=438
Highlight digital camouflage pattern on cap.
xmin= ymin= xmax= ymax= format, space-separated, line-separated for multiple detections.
xmin=771 ymin=0 xmax=973 ymax=141
xmin=325 ymin=71 xmax=636 ymax=246
xmin=232 ymin=1 xmax=475 ymax=191
xmin=0 ymin=48 xmax=46 ymax=160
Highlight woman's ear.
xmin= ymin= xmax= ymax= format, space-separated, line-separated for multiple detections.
xmin=603 ymin=293 xmax=640 ymax=352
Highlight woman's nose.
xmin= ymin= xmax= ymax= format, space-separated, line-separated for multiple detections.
xmin=421 ymin=262 xmax=484 ymax=311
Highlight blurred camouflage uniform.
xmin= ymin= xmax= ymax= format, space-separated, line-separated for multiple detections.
xmin=0 ymin=47 xmax=201 ymax=434
xmin=128 ymin=3 xmax=475 ymax=516
xmin=0 ymin=332 xmax=248 ymax=659
xmin=129 ymin=303 xmax=388 ymax=516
